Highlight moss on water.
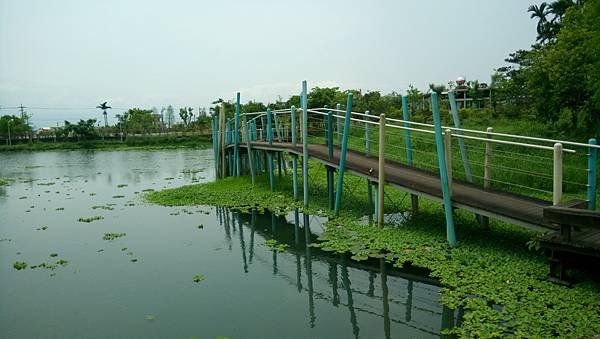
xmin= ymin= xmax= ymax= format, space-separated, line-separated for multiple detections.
xmin=146 ymin=165 xmax=600 ymax=337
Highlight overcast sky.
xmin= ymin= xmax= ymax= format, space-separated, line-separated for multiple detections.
xmin=0 ymin=0 xmax=541 ymax=127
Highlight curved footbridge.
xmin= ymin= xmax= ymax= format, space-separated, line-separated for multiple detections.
xmin=212 ymin=82 xmax=600 ymax=279
xmin=240 ymin=141 xmax=555 ymax=231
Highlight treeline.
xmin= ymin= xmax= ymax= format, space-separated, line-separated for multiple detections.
xmin=212 ymin=0 xmax=599 ymax=138
xmin=492 ymin=0 xmax=600 ymax=135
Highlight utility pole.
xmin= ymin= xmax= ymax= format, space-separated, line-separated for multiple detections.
xmin=19 ymin=104 xmax=27 ymax=121
xmin=7 ymin=118 xmax=12 ymax=146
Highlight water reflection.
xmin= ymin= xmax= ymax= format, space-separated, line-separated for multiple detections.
xmin=216 ymin=207 xmax=461 ymax=338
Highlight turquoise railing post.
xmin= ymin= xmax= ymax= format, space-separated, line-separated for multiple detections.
xmin=402 ymin=96 xmax=418 ymax=214
xmin=365 ymin=110 xmax=371 ymax=155
xmin=243 ymin=115 xmax=255 ymax=184
xmin=226 ymin=118 xmax=231 ymax=176
xmin=448 ymin=91 xmax=473 ymax=182
xmin=365 ymin=110 xmax=373 ymax=211
xmin=234 ymin=92 xmax=241 ymax=176
xmin=588 ymin=138 xmax=597 ymax=210
xmin=327 ymin=108 xmax=334 ymax=210
xmin=302 ymin=81 xmax=309 ymax=207
xmin=212 ymin=116 xmax=219 ymax=176
xmin=336 ymin=103 xmax=342 ymax=146
xmin=267 ymin=108 xmax=275 ymax=191
xmin=334 ymin=93 xmax=353 ymax=216
xmin=291 ymin=106 xmax=299 ymax=200
xmin=431 ymin=92 xmax=457 ymax=247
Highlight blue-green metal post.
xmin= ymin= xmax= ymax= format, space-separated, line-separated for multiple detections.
xmin=365 ymin=110 xmax=371 ymax=156
xmin=588 ymin=138 xmax=597 ymax=210
xmin=234 ymin=92 xmax=241 ymax=176
xmin=212 ymin=116 xmax=219 ymax=175
xmin=267 ymin=109 xmax=275 ymax=191
xmin=401 ymin=96 xmax=414 ymax=165
xmin=402 ymin=96 xmax=418 ymax=214
xmin=334 ymin=93 xmax=353 ymax=216
xmin=431 ymin=92 xmax=457 ymax=247
xmin=336 ymin=103 xmax=342 ymax=146
xmin=365 ymin=110 xmax=373 ymax=211
xmin=302 ymin=81 xmax=309 ymax=207
xmin=327 ymin=108 xmax=334 ymax=210
xmin=291 ymin=106 xmax=299 ymax=200
xmin=448 ymin=91 xmax=473 ymax=182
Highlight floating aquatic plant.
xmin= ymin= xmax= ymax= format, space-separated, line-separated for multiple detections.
xmin=92 ymin=205 xmax=114 ymax=211
xmin=192 ymin=274 xmax=205 ymax=283
xmin=102 ymin=232 xmax=126 ymax=241
xmin=78 ymin=216 xmax=104 ymax=223
xmin=265 ymin=239 xmax=288 ymax=253
xmin=13 ymin=261 xmax=27 ymax=270
xmin=117 ymin=184 xmax=128 ymax=188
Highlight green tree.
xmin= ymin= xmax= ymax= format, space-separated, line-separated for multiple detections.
xmin=179 ymin=107 xmax=194 ymax=127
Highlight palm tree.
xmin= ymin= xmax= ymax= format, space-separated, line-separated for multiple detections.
xmin=528 ymin=3 xmax=550 ymax=42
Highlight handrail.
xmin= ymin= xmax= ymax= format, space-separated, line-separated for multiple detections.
xmin=241 ymin=106 xmax=584 ymax=152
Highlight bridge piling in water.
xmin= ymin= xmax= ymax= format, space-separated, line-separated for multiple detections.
xmin=302 ymin=81 xmax=309 ymax=207
xmin=291 ymin=106 xmax=299 ymax=201
xmin=234 ymin=92 xmax=241 ymax=176
xmin=267 ymin=108 xmax=275 ymax=191
xmin=377 ymin=114 xmax=386 ymax=227
xmin=334 ymin=93 xmax=353 ymax=216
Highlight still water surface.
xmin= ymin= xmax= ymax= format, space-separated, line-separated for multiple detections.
xmin=0 ymin=149 xmax=456 ymax=338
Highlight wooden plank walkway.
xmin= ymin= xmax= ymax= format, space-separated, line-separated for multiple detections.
xmin=237 ymin=141 xmax=556 ymax=230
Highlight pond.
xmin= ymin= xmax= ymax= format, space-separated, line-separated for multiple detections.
xmin=0 ymin=149 xmax=458 ymax=338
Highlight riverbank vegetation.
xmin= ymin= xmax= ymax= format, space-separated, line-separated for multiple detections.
xmin=0 ymin=135 xmax=212 ymax=152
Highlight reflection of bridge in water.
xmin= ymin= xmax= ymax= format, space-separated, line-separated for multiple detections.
xmin=215 ymin=207 xmax=461 ymax=338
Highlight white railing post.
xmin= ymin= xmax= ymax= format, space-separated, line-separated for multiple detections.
xmin=553 ymin=143 xmax=563 ymax=205
xmin=444 ymin=129 xmax=453 ymax=196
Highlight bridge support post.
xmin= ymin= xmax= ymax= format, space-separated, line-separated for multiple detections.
xmin=291 ymin=106 xmax=299 ymax=201
xmin=234 ymin=92 xmax=241 ymax=176
xmin=212 ymin=116 xmax=219 ymax=177
xmin=334 ymin=93 xmax=353 ymax=216
xmin=365 ymin=110 xmax=374 ymax=211
xmin=402 ymin=96 xmax=419 ymax=215
xmin=302 ymin=81 xmax=309 ymax=207
xmin=327 ymin=108 xmax=335 ymax=210
xmin=336 ymin=103 xmax=342 ymax=146
xmin=588 ymin=138 xmax=597 ymax=210
xmin=431 ymin=92 xmax=457 ymax=247
xmin=243 ymin=115 xmax=256 ymax=184
xmin=444 ymin=129 xmax=453 ymax=196
xmin=553 ymin=143 xmax=563 ymax=205
xmin=377 ymin=114 xmax=386 ymax=228
xmin=219 ymin=103 xmax=226 ymax=179
xmin=267 ymin=108 xmax=275 ymax=191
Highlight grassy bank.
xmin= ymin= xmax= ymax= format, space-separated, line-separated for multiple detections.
xmin=0 ymin=135 xmax=212 ymax=152
xmin=146 ymin=164 xmax=600 ymax=338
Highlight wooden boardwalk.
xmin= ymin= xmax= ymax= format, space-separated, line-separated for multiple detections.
xmin=238 ymin=141 xmax=556 ymax=230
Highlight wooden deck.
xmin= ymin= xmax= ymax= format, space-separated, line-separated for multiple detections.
xmin=237 ymin=141 xmax=555 ymax=230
